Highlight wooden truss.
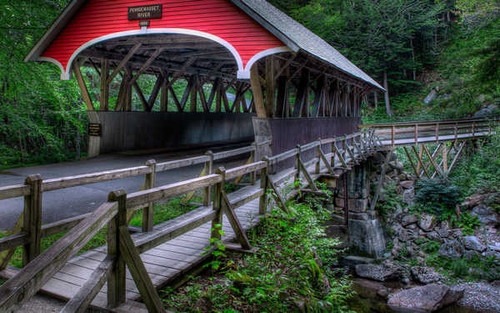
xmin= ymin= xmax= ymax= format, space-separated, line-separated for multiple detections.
xmin=402 ymin=140 xmax=467 ymax=179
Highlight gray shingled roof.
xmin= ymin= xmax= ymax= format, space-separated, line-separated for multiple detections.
xmin=232 ymin=0 xmax=383 ymax=90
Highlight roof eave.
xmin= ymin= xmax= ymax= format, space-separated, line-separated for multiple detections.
xmin=230 ymin=0 xmax=300 ymax=53
xmin=25 ymin=0 xmax=87 ymax=62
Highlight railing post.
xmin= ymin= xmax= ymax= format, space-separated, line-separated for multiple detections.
xmin=391 ymin=125 xmax=395 ymax=146
xmin=260 ymin=157 xmax=270 ymax=215
xmin=107 ymin=190 xmax=127 ymax=308
xmin=331 ymin=140 xmax=336 ymax=167
xmin=454 ymin=123 xmax=458 ymax=141
xmin=211 ymin=167 xmax=225 ymax=240
xmin=295 ymin=145 xmax=301 ymax=186
xmin=142 ymin=159 xmax=156 ymax=232
xmin=415 ymin=124 xmax=418 ymax=144
xmin=22 ymin=174 xmax=43 ymax=266
xmin=472 ymin=121 xmax=475 ymax=137
xmin=435 ymin=123 xmax=439 ymax=142
xmin=203 ymin=151 xmax=214 ymax=206
xmin=250 ymin=143 xmax=257 ymax=185
xmin=315 ymin=139 xmax=321 ymax=174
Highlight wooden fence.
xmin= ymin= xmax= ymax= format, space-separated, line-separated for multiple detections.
xmin=0 ymin=130 xmax=380 ymax=313
xmin=0 ymin=144 xmax=257 ymax=269
xmin=360 ymin=117 xmax=498 ymax=146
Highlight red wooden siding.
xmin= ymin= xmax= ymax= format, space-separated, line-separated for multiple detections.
xmin=41 ymin=0 xmax=286 ymax=75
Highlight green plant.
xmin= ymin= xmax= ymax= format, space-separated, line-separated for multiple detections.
xmin=161 ymin=192 xmax=353 ymax=312
xmin=414 ymin=178 xmax=462 ymax=220
xmin=203 ymin=224 xmax=227 ymax=270
xmin=457 ymin=212 xmax=481 ymax=235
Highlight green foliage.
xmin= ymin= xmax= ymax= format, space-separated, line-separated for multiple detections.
xmin=129 ymin=196 xmax=201 ymax=227
xmin=0 ymin=0 xmax=89 ymax=168
xmin=375 ymin=182 xmax=401 ymax=218
xmin=451 ymin=131 xmax=500 ymax=196
xmin=161 ymin=194 xmax=353 ymax=312
xmin=414 ymin=178 xmax=461 ymax=220
xmin=457 ymin=212 xmax=481 ymax=235
xmin=426 ymin=254 xmax=500 ymax=281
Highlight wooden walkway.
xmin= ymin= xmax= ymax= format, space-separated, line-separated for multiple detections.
xmin=380 ymin=131 xmax=491 ymax=147
xmin=2 ymin=167 xmax=302 ymax=312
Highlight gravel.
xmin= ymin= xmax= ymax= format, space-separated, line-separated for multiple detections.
xmin=456 ymin=282 xmax=500 ymax=312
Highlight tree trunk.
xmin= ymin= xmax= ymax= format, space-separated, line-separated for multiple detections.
xmin=383 ymin=71 xmax=392 ymax=116
xmin=373 ymin=92 xmax=378 ymax=108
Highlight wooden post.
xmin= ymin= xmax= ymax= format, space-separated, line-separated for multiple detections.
xmin=250 ymin=143 xmax=257 ymax=185
xmin=415 ymin=124 xmax=419 ymax=144
xmin=435 ymin=123 xmax=439 ymax=142
xmin=265 ymin=57 xmax=275 ymax=117
xmin=100 ymin=58 xmax=109 ymax=111
xmin=203 ymin=151 xmax=214 ymax=206
xmin=143 ymin=160 xmax=156 ymax=232
xmin=211 ymin=168 xmax=225 ymax=240
xmin=295 ymin=145 xmax=301 ymax=186
xmin=315 ymin=139 xmax=321 ymax=174
xmin=250 ymin=64 xmax=266 ymax=118
xmin=331 ymin=141 xmax=336 ymax=167
xmin=259 ymin=158 xmax=269 ymax=215
xmin=443 ymin=142 xmax=448 ymax=173
xmin=107 ymin=190 xmax=127 ymax=308
xmin=391 ymin=125 xmax=395 ymax=146
xmin=22 ymin=174 xmax=43 ymax=266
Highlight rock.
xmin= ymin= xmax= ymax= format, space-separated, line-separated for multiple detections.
xmin=471 ymin=205 xmax=500 ymax=226
xmin=400 ymin=180 xmax=414 ymax=189
xmin=418 ymin=214 xmax=437 ymax=232
xmin=340 ymin=256 xmax=374 ymax=269
xmin=402 ymin=214 xmax=418 ymax=226
xmin=411 ymin=267 xmax=444 ymax=284
xmin=462 ymin=236 xmax=487 ymax=252
xmin=488 ymin=244 xmax=500 ymax=252
xmin=423 ymin=88 xmax=438 ymax=104
xmin=426 ymin=231 xmax=444 ymax=243
xmin=388 ymin=284 xmax=464 ymax=312
xmin=463 ymin=250 xmax=479 ymax=261
xmin=389 ymin=160 xmax=404 ymax=171
xmin=473 ymin=104 xmax=498 ymax=118
xmin=438 ymin=240 xmax=465 ymax=258
xmin=355 ymin=264 xmax=401 ymax=282
xmin=348 ymin=219 xmax=387 ymax=258
xmin=456 ymin=282 xmax=500 ymax=312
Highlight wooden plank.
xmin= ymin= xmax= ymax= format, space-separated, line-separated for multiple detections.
xmin=60 ymin=257 xmax=113 ymax=313
xmin=118 ymin=226 xmax=165 ymax=313
xmin=225 ymin=161 xmax=266 ymax=180
xmin=156 ymin=155 xmax=209 ymax=172
xmin=221 ymin=191 xmax=251 ymax=250
xmin=212 ymin=145 xmax=255 ymax=160
xmin=134 ymin=208 xmax=215 ymax=254
xmin=0 ymin=184 xmax=30 ymax=200
xmin=72 ymin=64 xmax=94 ymax=111
xmin=108 ymin=43 xmax=142 ymax=84
xmin=23 ymin=175 xmax=43 ymax=266
xmin=0 ymin=202 xmax=117 ymax=312
xmin=41 ymin=214 xmax=91 ymax=238
xmin=298 ymin=158 xmax=318 ymax=191
xmin=0 ymin=213 xmax=24 ymax=269
xmin=127 ymin=175 xmax=222 ymax=210
xmin=43 ymin=166 xmax=150 ymax=192
xmin=100 ymin=58 xmax=109 ymax=111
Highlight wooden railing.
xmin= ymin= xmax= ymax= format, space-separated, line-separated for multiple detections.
xmin=0 ymin=144 xmax=258 ymax=269
xmin=360 ymin=118 xmax=499 ymax=146
xmin=0 ymin=130 xmax=380 ymax=313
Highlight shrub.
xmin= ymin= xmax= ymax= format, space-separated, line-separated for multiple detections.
xmin=414 ymin=178 xmax=462 ymax=220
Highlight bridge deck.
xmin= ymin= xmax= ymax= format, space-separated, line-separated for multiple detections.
xmin=380 ymin=131 xmax=490 ymax=146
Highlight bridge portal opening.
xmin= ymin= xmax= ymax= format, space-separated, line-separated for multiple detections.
xmin=26 ymin=0 xmax=384 ymax=158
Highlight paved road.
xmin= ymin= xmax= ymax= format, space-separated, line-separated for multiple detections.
xmin=0 ymin=148 xmax=246 ymax=231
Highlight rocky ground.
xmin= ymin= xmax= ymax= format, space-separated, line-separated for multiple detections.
xmin=339 ymin=152 xmax=500 ymax=312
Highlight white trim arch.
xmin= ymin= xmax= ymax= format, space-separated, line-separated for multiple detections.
xmin=56 ymin=28 xmax=246 ymax=80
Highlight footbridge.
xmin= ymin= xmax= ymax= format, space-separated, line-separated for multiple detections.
xmin=0 ymin=117 xmax=496 ymax=312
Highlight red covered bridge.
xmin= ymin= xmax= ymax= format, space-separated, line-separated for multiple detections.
xmin=26 ymin=0 xmax=383 ymax=158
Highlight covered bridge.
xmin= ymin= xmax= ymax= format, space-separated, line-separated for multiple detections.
xmin=26 ymin=0 xmax=383 ymax=158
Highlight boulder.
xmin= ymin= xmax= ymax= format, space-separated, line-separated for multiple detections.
xmin=462 ymin=236 xmax=487 ymax=252
xmin=389 ymin=160 xmax=404 ymax=171
xmin=403 ymin=188 xmax=415 ymax=206
xmin=471 ymin=205 xmax=500 ymax=226
xmin=388 ymin=284 xmax=464 ymax=312
xmin=426 ymin=231 xmax=444 ymax=243
xmin=438 ymin=240 xmax=464 ymax=258
xmin=411 ymin=267 xmax=444 ymax=284
xmin=340 ymin=256 xmax=374 ymax=269
xmin=402 ymin=214 xmax=419 ymax=226
xmin=418 ymin=214 xmax=437 ymax=232
xmin=355 ymin=264 xmax=401 ymax=282
xmin=400 ymin=180 xmax=414 ymax=189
